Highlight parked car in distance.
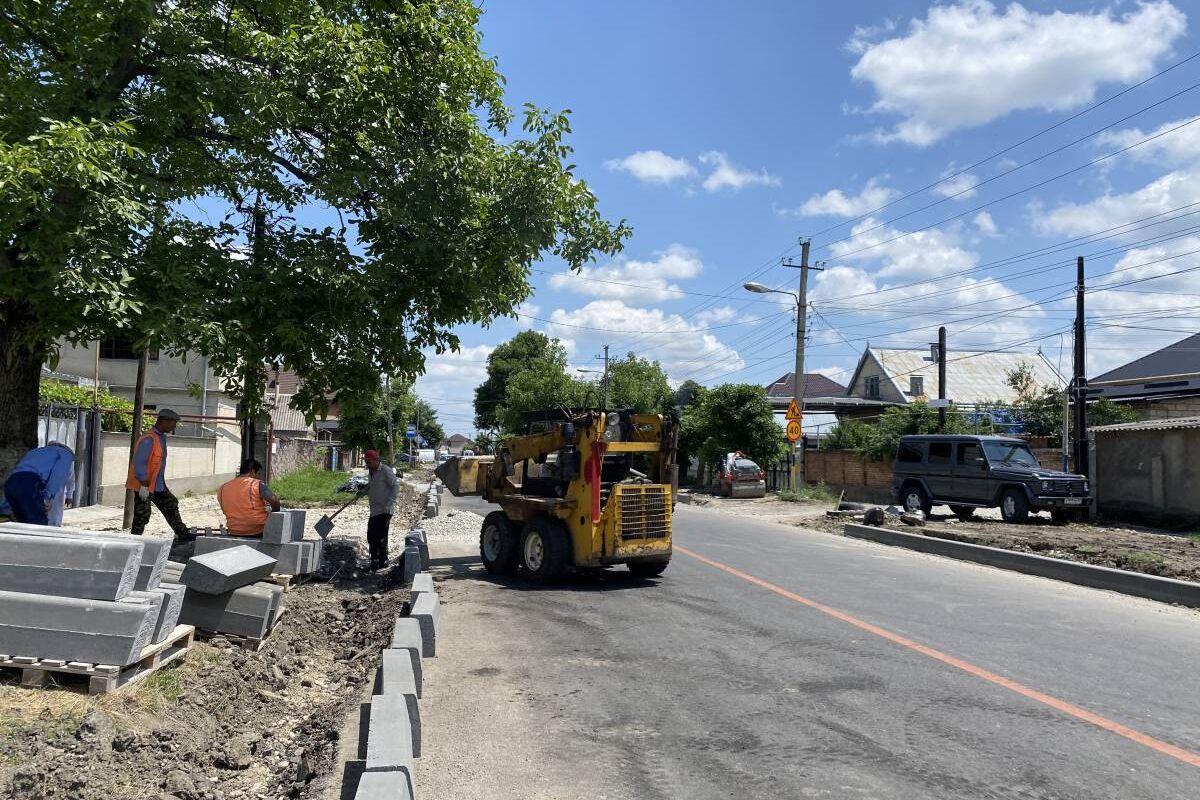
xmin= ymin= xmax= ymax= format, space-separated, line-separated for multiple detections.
xmin=417 ymin=448 xmax=435 ymax=464
xmin=713 ymin=452 xmax=767 ymax=498
xmin=437 ymin=451 xmax=453 ymax=466
xmin=891 ymin=435 xmax=1090 ymax=523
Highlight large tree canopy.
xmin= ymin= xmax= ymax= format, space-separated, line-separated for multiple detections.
xmin=0 ymin=0 xmax=628 ymax=473
xmin=681 ymin=383 xmax=786 ymax=469
xmin=473 ymin=330 xmax=562 ymax=431
xmin=605 ymin=353 xmax=672 ymax=413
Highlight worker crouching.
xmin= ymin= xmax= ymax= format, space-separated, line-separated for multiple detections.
xmin=218 ymin=459 xmax=282 ymax=537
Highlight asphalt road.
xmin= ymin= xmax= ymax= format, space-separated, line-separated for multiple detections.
xmin=419 ymin=494 xmax=1200 ymax=799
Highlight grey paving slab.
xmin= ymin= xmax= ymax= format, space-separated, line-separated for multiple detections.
xmin=366 ymin=692 xmax=415 ymax=771
xmin=0 ymin=590 xmax=156 ymax=665
xmin=388 ymin=620 xmax=424 ymax=695
xmin=409 ymin=573 xmax=434 ymax=603
xmin=192 ymin=536 xmax=312 ymax=575
xmin=176 ymin=582 xmax=278 ymax=638
xmin=355 ymin=768 xmax=413 ymax=800
xmin=149 ymin=584 xmax=186 ymax=643
xmin=409 ymin=593 xmax=440 ymax=657
xmin=0 ymin=523 xmax=170 ymax=591
xmin=373 ymin=655 xmax=422 ymax=757
xmin=180 ymin=546 xmax=277 ymax=594
xmin=0 ymin=532 xmax=143 ymax=601
xmin=127 ymin=590 xmax=165 ymax=646
xmin=262 ymin=512 xmax=294 ymax=544
xmin=403 ymin=534 xmax=430 ymax=571
xmin=285 ymin=509 xmax=307 ymax=541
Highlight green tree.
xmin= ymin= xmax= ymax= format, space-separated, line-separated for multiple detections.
xmin=681 ymin=383 xmax=786 ymax=469
xmin=411 ymin=399 xmax=444 ymax=447
xmin=1005 ymin=365 xmax=1138 ymax=437
xmin=334 ymin=378 xmax=442 ymax=454
xmin=473 ymin=331 xmax=562 ymax=430
xmin=496 ymin=361 xmax=590 ymax=434
xmin=605 ymin=353 xmax=672 ymax=412
xmin=0 ymin=1 xmax=628 ymax=475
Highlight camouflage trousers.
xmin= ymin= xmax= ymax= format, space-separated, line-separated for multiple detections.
xmin=131 ymin=489 xmax=191 ymax=540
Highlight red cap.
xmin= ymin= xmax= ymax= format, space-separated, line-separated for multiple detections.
xmin=364 ymin=450 xmax=380 ymax=460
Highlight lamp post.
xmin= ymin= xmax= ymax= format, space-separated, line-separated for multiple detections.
xmin=577 ymin=367 xmax=607 ymax=408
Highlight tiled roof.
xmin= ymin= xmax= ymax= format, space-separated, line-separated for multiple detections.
xmin=869 ymin=349 xmax=1062 ymax=405
xmin=765 ymin=372 xmax=847 ymax=398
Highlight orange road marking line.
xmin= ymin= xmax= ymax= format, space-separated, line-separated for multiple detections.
xmin=675 ymin=544 xmax=1200 ymax=769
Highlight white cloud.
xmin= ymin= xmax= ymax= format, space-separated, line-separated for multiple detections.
xmin=973 ymin=211 xmax=998 ymax=236
xmin=513 ymin=302 xmax=540 ymax=330
xmin=1094 ymin=115 xmax=1200 ymax=168
xmin=793 ymin=178 xmax=898 ymax=217
xmin=544 ymin=300 xmax=745 ymax=379
xmin=605 ymin=150 xmax=695 ymax=184
xmin=1034 ymin=169 xmax=1200 ymax=236
xmin=829 ymin=217 xmax=979 ymax=280
xmin=549 ymin=243 xmax=703 ymax=302
xmin=850 ymin=1 xmax=1187 ymax=145
xmin=698 ymin=151 xmax=781 ymax=192
xmin=413 ymin=344 xmax=495 ymax=434
xmin=933 ymin=171 xmax=979 ymax=200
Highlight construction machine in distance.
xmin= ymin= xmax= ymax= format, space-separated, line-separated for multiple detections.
xmin=435 ymin=408 xmax=678 ymax=584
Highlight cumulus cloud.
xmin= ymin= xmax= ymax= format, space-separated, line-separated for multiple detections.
xmin=829 ymin=217 xmax=979 ymax=280
xmin=412 ymin=344 xmax=495 ymax=433
xmin=933 ymin=171 xmax=979 ymax=200
xmin=973 ymin=211 xmax=998 ymax=236
xmin=850 ymin=1 xmax=1186 ymax=145
xmin=1094 ymin=115 xmax=1200 ymax=168
xmin=792 ymin=178 xmax=899 ymax=217
xmin=699 ymin=151 xmax=781 ymax=192
xmin=548 ymin=243 xmax=703 ymax=302
xmin=605 ymin=150 xmax=695 ymax=183
xmin=1034 ymin=169 xmax=1200 ymax=236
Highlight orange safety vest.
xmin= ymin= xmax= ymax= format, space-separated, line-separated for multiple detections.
xmin=218 ymin=476 xmax=269 ymax=536
xmin=125 ymin=431 xmax=165 ymax=491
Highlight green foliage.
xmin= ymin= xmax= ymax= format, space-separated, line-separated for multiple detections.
xmin=475 ymin=331 xmax=591 ymax=434
xmin=37 ymin=380 xmax=149 ymax=432
xmin=337 ymin=377 xmax=441 ymax=451
xmin=823 ymin=404 xmax=980 ymax=461
xmin=776 ymin=483 xmax=837 ymax=503
xmin=606 ymin=353 xmax=672 ymax=412
xmin=1090 ymin=397 xmax=1139 ymax=428
xmin=820 ymin=419 xmax=877 ymax=452
xmin=270 ymin=467 xmax=351 ymax=506
xmin=681 ymin=383 xmax=786 ymax=468
xmin=1005 ymin=366 xmax=1138 ymax=437
xmin=497 ymin=362 xmax=591 ymax=434
xmin=2 ymin=0 xmax=629 ymax=450
xmin=474 ymin=331 xmax=561 ymax=430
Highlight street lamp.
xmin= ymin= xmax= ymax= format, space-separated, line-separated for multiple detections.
xmin=577 ymin=368 xmax=608 ymax=408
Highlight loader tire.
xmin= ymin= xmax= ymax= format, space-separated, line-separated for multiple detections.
xmin=479 ymin=512 xmax=520 ymax=576
xmin=520 ymin=517 xmax=568 ymax=585
xmin=628 ymin=556 xmax=670 ymax=578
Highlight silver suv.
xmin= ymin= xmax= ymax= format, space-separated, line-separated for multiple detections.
xmin=891 ymin=435 xmax=1090 ymax=523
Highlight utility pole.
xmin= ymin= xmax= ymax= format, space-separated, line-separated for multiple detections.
xmin=1072 ymin=256 xmax=1089 ymax=477
xmin=781 ymin=240 xmax=820 ymax=488
xmin=938 ymin=326 xmax=947 ymax=431
xmin=595 ymin=344 xmax=610 ymax=408
xmin=121 ymin=348 xmax=149 ymax=529
xmin=383 ymin=373 xmax=395 ymax=464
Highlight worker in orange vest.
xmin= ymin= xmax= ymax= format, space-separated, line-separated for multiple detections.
xmin=126 ymin=409 xmax=192 ymax=541
xmin=217 ymin=459 xmax=281 ymax=536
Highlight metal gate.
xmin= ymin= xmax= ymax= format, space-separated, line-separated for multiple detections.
xmin=34 ymin=403 xmax=102 ymax=507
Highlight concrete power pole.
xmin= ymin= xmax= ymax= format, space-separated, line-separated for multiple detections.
xmin=781 ymin=240 xmax=818 ymax=489
xmin=121 ymin=348 xmax=149 ymax=529
xmin=383 ymin=373 xmax=395 ymax=464
xmin=938 ymin=326 xmax=947 ymax=431
xmin=1072 ymin=256 xmax=1089 ymax=477
xmin=596 ymin=345 xmax=610 ymax=409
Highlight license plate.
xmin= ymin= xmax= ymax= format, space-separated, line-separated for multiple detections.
xmin=1063 ymin=498 xmax=1084 ymax=506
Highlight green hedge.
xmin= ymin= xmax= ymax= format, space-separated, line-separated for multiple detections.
xmin=38 ymin=380 xmax=149 ymax=432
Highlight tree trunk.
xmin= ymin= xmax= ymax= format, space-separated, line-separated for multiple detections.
xmin=0 ymin=328 xmax=44 ymax=480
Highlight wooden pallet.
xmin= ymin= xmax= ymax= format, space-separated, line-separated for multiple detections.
xmin=0 ymin=625 xmax=196 ymax=695
xmin=263 ymin=573 xmax=297 ymax=590
xmin=195 ymin=605 xmax=287 ymax=652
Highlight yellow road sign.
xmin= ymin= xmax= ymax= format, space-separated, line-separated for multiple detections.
xmin=785 ymin=399 xmax=802 ymax=420
xmin=786 ymin=419 xmax=802 ymax=442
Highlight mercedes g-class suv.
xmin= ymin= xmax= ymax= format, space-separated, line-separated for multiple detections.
xmin=891 ymin=435 xmax=1090 ymax=523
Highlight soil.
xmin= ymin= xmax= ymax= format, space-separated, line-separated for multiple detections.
xmin=678 ymin=489 xmax=1200 ymax=584
xmin=0 ymin=480 xmax=428 ymax=800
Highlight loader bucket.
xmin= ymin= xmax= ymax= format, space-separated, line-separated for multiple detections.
xmin=435 ymin=456 xmax=493 ymax=496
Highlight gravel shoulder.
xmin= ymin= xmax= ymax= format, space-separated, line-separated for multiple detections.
xmin=680 ymin=489 xmax=1200 ymax=583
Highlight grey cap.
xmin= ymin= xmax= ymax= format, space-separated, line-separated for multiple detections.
xmin=156 ymin=408 xmax=182 ymax=421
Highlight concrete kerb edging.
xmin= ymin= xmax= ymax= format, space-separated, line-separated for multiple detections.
xmin=842 ymin=523 xmax=1200 ymax=608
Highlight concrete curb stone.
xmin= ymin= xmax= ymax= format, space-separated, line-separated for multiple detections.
xmin=409 ymin=592 xmax=440 ymax=657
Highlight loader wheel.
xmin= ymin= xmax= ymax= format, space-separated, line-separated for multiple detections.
xmin=520 ymin=517 xmax=568 ymax=585
xmin=479 ymin=512 xmax=519 ymax=576
xmin=628 ymin=557 xmax=670 ymax=578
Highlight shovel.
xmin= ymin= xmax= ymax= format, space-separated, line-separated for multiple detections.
xmin=314 ymin=493 xmax=363 ymax=539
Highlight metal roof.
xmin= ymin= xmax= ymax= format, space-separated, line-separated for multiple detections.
xmin=765 ymin=372 xmax=847 ymax=398
xmin=270 ymin=396 xmax=312 ymax=432
xmin=1092 ymin=333 xmax=1200 ymax=386
xmin=1090 ymin=416 xmax=1200 ymax=433
xmin=865 ymin=349 xmax=1061 ymax=405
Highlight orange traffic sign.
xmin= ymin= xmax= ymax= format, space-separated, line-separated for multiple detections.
xmin=785 ymin=399 xmax=802 ymax=420
xmin=786 ymin=419 xmax=802 ymax=442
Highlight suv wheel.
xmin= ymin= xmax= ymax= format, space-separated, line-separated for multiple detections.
xmin=1000 ymin=489 xmax=1029 ymax=523
xmin=901 ymin=484 xmax=931 ymax=515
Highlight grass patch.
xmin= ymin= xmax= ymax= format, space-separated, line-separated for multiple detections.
xmin=1075 ymin=544 xmax=1103 ymax=555
xmin=775 ymin=483 xmax=838 ymax=503
xmin=1187 ymin=534 xmax=1200 ymax=546
xmin=271 ymin=466 xmax=351 ymax=506
xmin=1123 ymin=550 xmax=1167 ymax=566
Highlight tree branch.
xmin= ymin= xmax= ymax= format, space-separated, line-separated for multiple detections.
xmin=0 ymin=11 xmax=65 ymax=61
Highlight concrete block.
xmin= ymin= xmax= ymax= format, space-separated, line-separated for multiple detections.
xmin=180 ymin=546 xmax=277 ymax=595
xmin=148 ymin=583 xmax=186 ymax=643
xmin=262 ymin=512 xmax=294 ymax=545
xmin=401 ymin=547 xmax=420 ymax=584
xmin=423 ymin=503 xmax=436 ymax=519
xmin=375 ymin=651 xmax=421 ymax=756
xmin=176 ymin=581 xmax=279 ymax=638
xmin=366 ymin=692 xmax=415 ymax=771
xmin=410 ymin=572 xmax=434 ymax=604
xmin=409 ymin=593 xmax=440 ymax=657
xmin=0 ymin=590 xmax=156 ymax=665
xmin=355 ymin=769 xmax=413 ymax=800
xmin=0 ymin=524 xmax=170 ymax=591
xmin=286 ymin=509 xmax=307 ymax=540
xmin=404 ymin=532 xmax=430 ymax=569
xmin=192 ymin=536 xmax=315 ymax=576
xmin=389 ymin=617 xmax=424 ymax=690
xmin=127 ymin=590 xmax=165 ymax=645
xmin=0 ymin=532 xmax=143 ymax=601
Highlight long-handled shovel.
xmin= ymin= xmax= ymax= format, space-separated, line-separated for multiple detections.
xmin=314 ymin=493 xmax=363 ymax=539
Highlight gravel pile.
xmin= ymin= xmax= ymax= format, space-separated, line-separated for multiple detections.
xmin=420 ymin=507 xmax=484 ymax=545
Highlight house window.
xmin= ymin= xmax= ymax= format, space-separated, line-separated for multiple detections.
xmin=909 ymin=376 xmax=924 ymax=396
xmin=99 ymin=336 xmax=158 ymax=361
xmin=865 ymin=376 xmax=881 ymax=399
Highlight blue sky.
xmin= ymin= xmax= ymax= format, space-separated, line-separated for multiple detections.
xmin=415 ymin=1 xmax=1200 ymax=435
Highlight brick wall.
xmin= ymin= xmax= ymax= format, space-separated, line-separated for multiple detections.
xmin=805 ymin=450 xmax=893 ymax=489
xmin=1141 ymin=397 xmax=1200 ymax=420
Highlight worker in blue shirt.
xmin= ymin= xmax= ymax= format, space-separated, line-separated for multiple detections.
xmin=3 ymin=442 xmax=76 ymax=526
